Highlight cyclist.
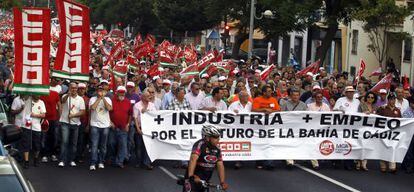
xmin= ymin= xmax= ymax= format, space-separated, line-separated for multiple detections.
xmin=183 ymin=125 xmax=229 ymax=192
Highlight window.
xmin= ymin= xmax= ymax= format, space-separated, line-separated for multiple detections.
xmin=351 ymin=30 xmax=358 ymax=55
xmin=404 ymin=37 xmax=412 ymax=62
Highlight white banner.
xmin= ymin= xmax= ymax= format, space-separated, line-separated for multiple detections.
xmin=141 ymin=111 xmax=414 ymax=162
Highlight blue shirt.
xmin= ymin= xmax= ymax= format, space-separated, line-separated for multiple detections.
xmin=161 ymin=91 xmax=175 ymax=110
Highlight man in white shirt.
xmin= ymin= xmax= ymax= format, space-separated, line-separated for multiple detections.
xmin=228 ymin=90 xmax=251 ymax=169
xmin=333 ymin=86 xmax=359 ymax=170
xmin=11 ymin=95 xmax=29 ymax=128
xmin=89 ymin=85 xmax=113 ymax=170
xmin=185 ymin=82 xmax=205 ymax=110
xmin=333 ymin=86 xmax=360 ymax=113
xmin=58 ymin=83 xmax=86 ymax=167
xmin=199 ymin=87 xmax=227 ymax=112
xmin=133 ymin=90 xmax=156 ymax=169
xmin=228 ymin=91 xmax=252 ymax=113
xmin=18 ymin=95 xmax=46 ymax=169
xmin=395 ymin=87 xmax=409 ymax=113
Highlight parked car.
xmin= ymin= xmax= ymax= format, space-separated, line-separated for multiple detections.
xmin=0 ymin=124 xmax=35 ymax=192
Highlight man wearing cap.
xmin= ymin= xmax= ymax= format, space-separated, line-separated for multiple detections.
xmin=109 ymin=86 xmax=132 ymax=168
xmin=377 ymin=94 xmax=401 ymax=173
xmin=76 ymin=83 xmax=89 ymax=163
xmin=161 ymin=81 xmax=179 ymax=110
xmin=375 ymin=89 xmax=388 ymax=107
xmin=153 ymin=76 xmax=165 ymax=100
xmin=58 ymin=82 xmax=86 ymax=168
xmin=100 ymin=79 xmax=114 ymax=98
xmin=333 ymin=85 xmax=360 ymax=170
xmin=304 ymin=85 xmax=330 ymax=105
xmin=89 ymin=84 xmax=113 ymax=171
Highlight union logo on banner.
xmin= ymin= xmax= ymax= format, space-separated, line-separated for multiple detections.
xmin=53 ymin=0 xmax=90 ymax=81
xmin=13 ymin=7 xmax=51 ymax=95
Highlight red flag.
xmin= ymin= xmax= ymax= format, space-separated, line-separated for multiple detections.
xmin=105 ymin=41 xmax=123 ymax=66
xmin=109 ymin=28 xmax=124 ymax=38
xmin=354 ymin=59 xmax=366 ymax=84
xmin=180 ymin=64 xmax=199 ymax=78
xmin=260 ymin=64 xmax=276 ymax=81
xmin=147 ymin=63 xmax=160 ymax=77
xmin=111 ymin=60 xmax=129 ymax=77
xmin=53 ymin=0 xmax=90 ymax=82
xmin=296 ymin=60 xmax=320 ymax=76
xmin=370 ymin=67 xmax=383 ymax=77
xmin=13 ymin=7 xmax=51 ymax=95
xmin=145 ymin=34 xmax=156 ymax=45
xmin=369 ymin=74 xmax=393 ymax=93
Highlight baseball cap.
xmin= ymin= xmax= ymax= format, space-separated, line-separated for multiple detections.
xmin=306 ymin=72 xmax=313 ymax=76
xmin=344 ymin=86 xmax=356 ymax=92
xmin=116 ymin=86 xmax=126 ymax=93
xmin=78 ymin=83 xmax=86 ymax=89
xmin=312 ymin=85 xmax=321 ymax=90
xmin=126 ymin=81 xmax=135 ymax=88
xmin=152 ymin=76 xmax=160 ymax=81
xmin=163 ymin=79 xmax=172 ymax=85
xmin=100 ymin=79 xmax=109 ymax=84
xmin=379 ymin=89 xmax=387 ymax=94
xmin=102 ymin=65 xmax=109 ymax=70
xmin=201 ymin=74 xmax=209 ymax=78
xmin=218 ymin=76 xmax=227 ymax=81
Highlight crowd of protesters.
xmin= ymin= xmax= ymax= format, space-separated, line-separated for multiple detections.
xmin=1 ymin=37 xmax=414 ymax=175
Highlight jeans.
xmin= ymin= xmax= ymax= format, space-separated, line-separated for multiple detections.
xmin=109 ymin=128 xmax=128 ymax=166
xmin=127 ymin=124 xmax=136 ymax=160
xmin=59 ymin=123 xmax=79 ymax=163
xmin=90 ymin=126 xmax=110 ymax=166
xmin=134 ymin=133 xmax=151 ymax=167
xmin=41 ymin=120 xmax=59 ymax=157
xmin=76 ymin=124 xmax=88 ymax=161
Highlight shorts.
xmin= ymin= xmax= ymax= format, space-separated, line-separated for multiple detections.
xmin=21 ymin=128 xmax=42 ymax=152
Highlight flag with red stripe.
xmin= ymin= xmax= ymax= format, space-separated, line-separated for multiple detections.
xmin=369 ymin=74 xmax=393 ymax=93
xmin=296 ymin=60 xmax=320 ymax=76
xmin=13 ymin=7 xmax=51 ymax=95
xmin=260 ymin=64 xmax=276 ymax=81
xmin=53 ymin=0 xmax=90 ymax=81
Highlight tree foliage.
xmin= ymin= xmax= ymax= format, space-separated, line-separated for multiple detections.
xmin=353 ymin=0 xmax=412 ymax=68
xmin=153 ymin=0 xmax=222 ymax=32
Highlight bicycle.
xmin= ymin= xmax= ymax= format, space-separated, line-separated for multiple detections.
xmin=177 ymin=174 xmax=227 ymax=192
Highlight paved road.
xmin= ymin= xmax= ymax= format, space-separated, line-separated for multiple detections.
xmin=22 ymin=160 xmax=414 ymax=192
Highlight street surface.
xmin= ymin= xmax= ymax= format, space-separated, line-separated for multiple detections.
xmin=22 ymin=160 xmax=414 ymax=192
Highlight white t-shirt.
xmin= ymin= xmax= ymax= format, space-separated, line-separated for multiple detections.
xmin=59 ymin=94 xmax=86 ymax=125
xmin=199 ymin=96 xmax=227 ymax=111
xmin=11 ymin=96 xmax=26 ymax=127
xmin=396 ymin=98 xmax=409 ymax=115
xmin=89 ymin=96 xmax=112 ymax=128
xmin=17 ymin=98 xmax=46 ymax=132
xmin=185 ymin=92 xmax=205 ymax=110
xmin=228 ymin=101 xmax=252 ymax=113
xmin=133 ymin=101 xmax=156 ymax=126
xmin=333 ymin=97 xmax=360 ymax=113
